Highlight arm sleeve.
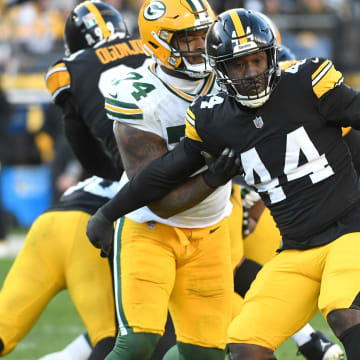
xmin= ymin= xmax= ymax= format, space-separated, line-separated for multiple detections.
xmin=101 ymin=137 xmax=206 ymax=221
xmin=319 ymin=83 xmax=360 ymax=129
xmin=62 ymin=99 xmax=123 ymax=180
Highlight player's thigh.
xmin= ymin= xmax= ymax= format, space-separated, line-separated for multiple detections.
xmin=243 ymin=208 xmax=281 ymax=265
xmin=229 ymin=184 xmax=244 ymax=270
xmin=232 ymin=292 xmax=244 ymax=320
xmin=229 ymin=250 xmax=320 ymax=350
xmin=0 ymin=211 xmax=68 ymax=355
xmin=66 ymin=210 xmax=116 ymax=346
xmin=319 ymin=232 xmax=360 ymax=318
xmin=169 ymin=219 xmax=233 ymax=350
xmin=113 ymin=217 xmax=176 ymax=336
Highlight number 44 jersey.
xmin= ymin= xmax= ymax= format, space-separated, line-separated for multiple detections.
xmin=185 ymin=57 xmax=360 ymax=249
xmin=99 ymin=61 xmax=233 ymax=228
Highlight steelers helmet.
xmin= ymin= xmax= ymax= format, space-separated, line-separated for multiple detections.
xmin=206 ymin=8 xmax=280 ymax=108
xmin=139 ymin=0 xmax=216 ymax=78
xmin=64 ymin=0 xmax=129 ymax=56
xmin=252 ymin=11 xmax=296 ymax=61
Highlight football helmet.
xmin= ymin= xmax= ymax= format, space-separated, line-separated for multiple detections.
xmin=138 ymin=0 xmax=216 ymax=78
xmin=64 ymin=0 xmax=129 ymax=56
xmin=252 ymin=11 xmax=296 ymax=61
xmin=206 ymin=8 xmax=280 ymax=108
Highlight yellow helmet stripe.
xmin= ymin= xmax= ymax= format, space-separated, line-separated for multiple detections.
xmin=230 ymin=10 xmax=247 ymax=44
xmin=84 ymin=2 xmax=111 ymax=39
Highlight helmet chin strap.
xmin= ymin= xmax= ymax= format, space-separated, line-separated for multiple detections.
xmin=237 ymin=93 xmax=270 ymax=108
xmin=235 ymin=87 xmax=270 ymax=108
xmin=181 ymin=57 xmax=211 ymax=79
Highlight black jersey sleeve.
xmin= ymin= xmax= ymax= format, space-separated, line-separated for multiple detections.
xmin=101 ymin=138 xmax=205 ymax=222
xmin=319 ymin=83 xmax=360 ymax=129
xmin=62 ymin=99 xmax=123 ymax=180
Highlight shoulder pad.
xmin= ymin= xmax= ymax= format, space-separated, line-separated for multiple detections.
xmin=192 ymin=93 xmax=225 ymax=111
xmin=45 ymin=61 xmax=71 ymax=103
xmin=283 ymin=57 xmax=343 ymax=99
xmin=280 ymin=60 xmax=299 ymax=70
xmin=309 ymin=58 xmax=343 ymax=98
xmin=102 ymin=69 xmax=146 ymax=122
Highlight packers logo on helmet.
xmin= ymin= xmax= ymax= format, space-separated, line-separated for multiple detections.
xmin=143 ymin=1 xmax=166 ymax=21
xmin=139 ymin=0 xmax=215 ymax=79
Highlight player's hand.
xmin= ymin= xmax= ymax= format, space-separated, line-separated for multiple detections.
xmin=86 ymin=208 xmax=114 ymax=257
xmin=201 ymin=148 xmax=243 ymax=188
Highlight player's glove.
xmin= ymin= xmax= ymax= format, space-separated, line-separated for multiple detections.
xmin=86 ymin=208 xmax=114 ymax=258
xmin=201 ymin=148 xmax=243 ymax=188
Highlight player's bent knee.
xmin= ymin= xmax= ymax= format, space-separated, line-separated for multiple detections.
xmin=176 ymin=341 xmax=226 ymax=360
xmin=327 ymin=308 xmax=360 ymax=337
xmin=106 ymin=332 xmax=160 ymax=360
xmin=228 ymin=343 xmax=277 ymax=360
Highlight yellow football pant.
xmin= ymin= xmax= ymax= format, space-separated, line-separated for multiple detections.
xmin=229 ymin=232 xmax=360 ymax=350
xmin=113 ymin=216 xmax=233 ymax=350
xmin=229 ymin=184 xmax=244 ymax=270
xmin=243 ymin=207 xmax=281 ymax=265
xmin=0 ymin=211 xmax=116 ymax=355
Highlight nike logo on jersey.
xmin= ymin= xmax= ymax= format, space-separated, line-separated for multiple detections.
xmin=109 ymin=92 xmax=118 ymax=99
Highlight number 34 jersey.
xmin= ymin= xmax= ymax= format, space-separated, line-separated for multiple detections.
xmin=186 ymin=57 xmax=360 ymax=248
xmin=99 ymin=62 xmax=233 ymax=228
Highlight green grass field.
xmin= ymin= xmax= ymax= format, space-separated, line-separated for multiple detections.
xmin=0 ymin=257 xmax=344 ymax=359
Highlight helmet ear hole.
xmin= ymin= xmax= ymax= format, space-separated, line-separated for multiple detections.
xmin=149 ymin=41 xmax=159 ymax=49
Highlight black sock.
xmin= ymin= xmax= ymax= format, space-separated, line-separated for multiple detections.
xmin=234 ymin=258 xmax=262 ymax=297
xmin=89 ymin=336 xmax=116 ymax=360
xmin=339 ymin=323 xmax=360 ymax=360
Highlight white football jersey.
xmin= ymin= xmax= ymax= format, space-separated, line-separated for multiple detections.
xmin=99 ymin=61 xmax=232 ymax=228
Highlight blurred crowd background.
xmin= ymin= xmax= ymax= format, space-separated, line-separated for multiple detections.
xmin=0 ymin=0 xmax=359 ymax=251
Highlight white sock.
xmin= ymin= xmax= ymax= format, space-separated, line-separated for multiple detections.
xmin=63 ymin=333 xmax=92 ymax=360
xmin=291 ymin=324 xmax=315 ymax=347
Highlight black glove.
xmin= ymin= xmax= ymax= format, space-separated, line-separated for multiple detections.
xmin=201 ymin=148 xmax=243 ymax=188
xmin=87 ymin=208 xmax=114 ymax=258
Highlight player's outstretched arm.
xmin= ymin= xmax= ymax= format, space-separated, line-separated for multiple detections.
xmin=87 ymin=141 xmax=242 ymax=256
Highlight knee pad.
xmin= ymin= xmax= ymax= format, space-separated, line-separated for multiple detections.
xmin=108 ymin=332 xmax=160 ymax=360
xmin=177 ymin=341 xmax=225 ymax=360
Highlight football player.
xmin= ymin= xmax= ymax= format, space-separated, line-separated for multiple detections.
xmin=0 ymin=176 xmax=119 ymax=358
xmin=88 ymin=8 xmax=360 ymax=360
xmin=90 ymin=0 xmax=236 ymax=359
xmin=45 ymin=0 xmax=147 ymax=181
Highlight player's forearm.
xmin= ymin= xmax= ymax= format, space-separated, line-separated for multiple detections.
xmin=100 ymin=141 xmax=204 ymax=222
xmin=148 ymin=173 xmax=214 ymax=218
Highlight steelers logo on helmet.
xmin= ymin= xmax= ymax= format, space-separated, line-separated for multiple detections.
xmin=143 ymin=1 xmax=166 ymax=21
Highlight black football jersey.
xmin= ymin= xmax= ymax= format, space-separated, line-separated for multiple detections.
xmin=48 ymin=176 xmax=119 ymax=215
xmin=45 ymin=38 xmax=147 ymax=178
xmin=183 ymin=57 xmax=360 ymax=249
